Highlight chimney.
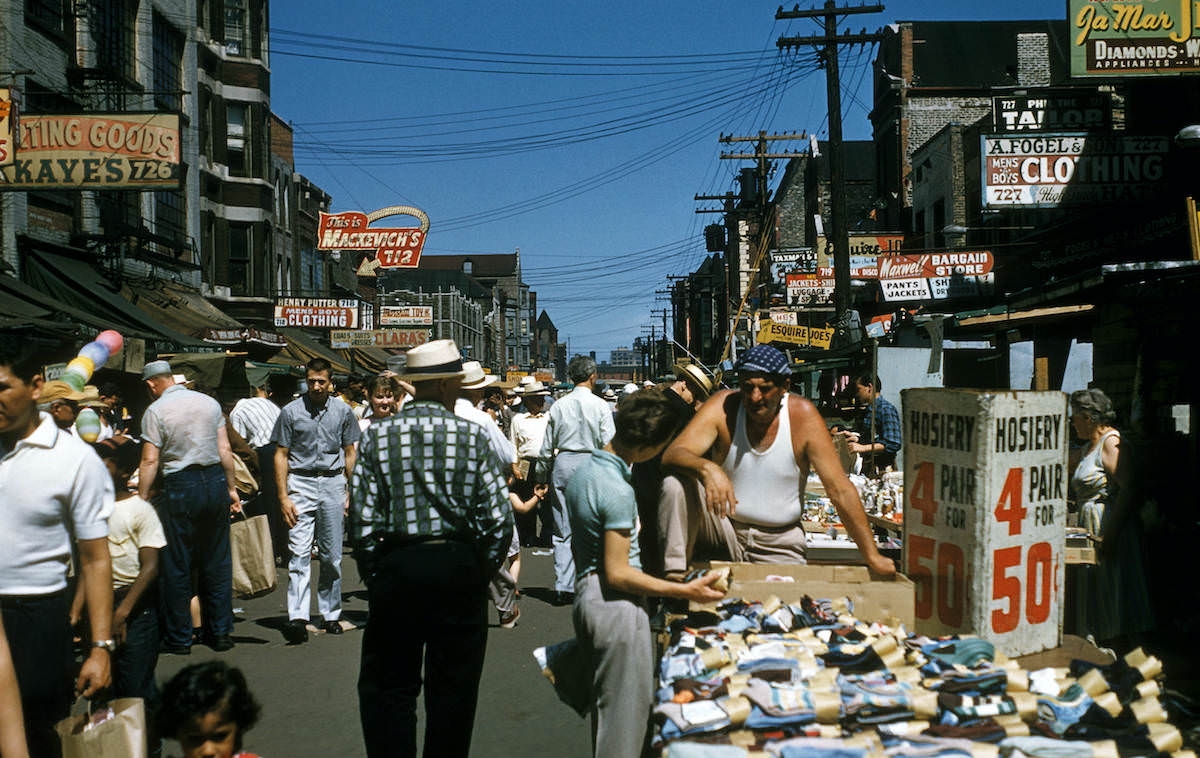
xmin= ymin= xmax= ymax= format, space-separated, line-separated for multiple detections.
xmin=1016 ymin=33 xmax=1051 ymax=87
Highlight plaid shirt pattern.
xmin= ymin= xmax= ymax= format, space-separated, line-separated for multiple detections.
xmin=349 ymin=400 xmax=513 ymax=572
xmin=856 ymin=395 xmax=902 ymax=455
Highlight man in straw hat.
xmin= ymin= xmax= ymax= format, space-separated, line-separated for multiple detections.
xmin=349 ymin=340 xmax=513 ymax=758
xmin=454 ymin=361 xmax=516 ymax=469
xmin=509 ymin=380 xmax=552 ymax=547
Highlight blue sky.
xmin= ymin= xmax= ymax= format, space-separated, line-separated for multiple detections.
xmin=270 ymin=0 xmax=1057 ymax=361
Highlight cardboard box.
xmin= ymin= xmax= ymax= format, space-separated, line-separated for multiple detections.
xmin=694 ymin=562 xmax=915 ymax=628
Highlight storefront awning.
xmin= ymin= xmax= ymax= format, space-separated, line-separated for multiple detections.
xmin=269 ymin=328 xmax=352 ymax=374
xmin=22 ymin=246 xmax=205 ymax=347
xmin=0 ymin=272 xmax=160 ymax=339
xmin=122 ymin=283 xmax=243 ymax=337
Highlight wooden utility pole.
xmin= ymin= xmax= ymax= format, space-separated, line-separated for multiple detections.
xmin=777 ymin=2 xmax=883 ymax=340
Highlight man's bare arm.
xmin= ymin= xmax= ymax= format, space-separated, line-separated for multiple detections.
xmin=662 ymin=389 xmax=737 ymax=518
xmin=794 ymin=397 xmax=896 ymax=577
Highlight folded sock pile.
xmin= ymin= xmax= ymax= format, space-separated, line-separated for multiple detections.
xmin=651 ymin=595 xmax=1192 ymax=758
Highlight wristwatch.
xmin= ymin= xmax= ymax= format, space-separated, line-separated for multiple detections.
xmin=91 ymin=639 xmax=116 ymax=652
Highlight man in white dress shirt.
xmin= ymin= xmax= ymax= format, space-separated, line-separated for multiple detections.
xmin=510 ymin=381 xmax=551 ymax=546
xmin=538 ymin=356 xmax=614 ymax=604
xmin=455 ymin=362 xmax=517 ymax=469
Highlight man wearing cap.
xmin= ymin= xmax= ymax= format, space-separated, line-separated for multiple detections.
xmin=509 ymin=381 xmax=552 ymax=546
xmin=138 ymin=360 xmax=243 ymax=654
xmin=349 ymin=340 xmax=512 ymax=758
xmin=538 ymin=355 xmax=615 ymax=604
xmin=0 ymin=346 xmax=114 ymax=757
xmin=37 ymin=380 xmax=83 ymax=436
xmin=667 ymin=363 xmax=713 ymax=415
xmin=272 ymin=357 xmax=361 ymax=644
xmin=659 ymin=344 xmax=896 ymax=577
xmin=455 ymin=362 xmax=517 ymax=469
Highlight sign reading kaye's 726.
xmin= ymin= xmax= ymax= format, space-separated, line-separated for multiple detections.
xmin=982 ymin=134 xmax=1167 ymax=208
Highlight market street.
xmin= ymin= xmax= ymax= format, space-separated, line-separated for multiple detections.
xmin=155 ymin=550 xmax=590 ymax=757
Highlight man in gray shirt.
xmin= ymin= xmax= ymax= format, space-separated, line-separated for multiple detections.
xmin=273 ymin=358 xmax=360 ymax=644
xmin=138 ymin=360 xmax=242 ymax=654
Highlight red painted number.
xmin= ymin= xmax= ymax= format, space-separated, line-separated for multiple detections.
xmin=908 ymin=535 xmax=964 ymax=627
xmin=994 ymin=468 xmax=1027 ymax=536
xmin=991 ymin=542 xmax=1054 ymax=633
xmin=910 ymin=461 xmax=938 ymax=526
xmin=908 ymin=534 xmax=934 ymax=620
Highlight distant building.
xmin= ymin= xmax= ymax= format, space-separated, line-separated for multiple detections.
xmin=608 ymin=346 xmax=642 ymax=367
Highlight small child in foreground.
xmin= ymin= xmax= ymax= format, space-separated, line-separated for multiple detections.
xmin=159 ymin=662 xmax=261 ymax=758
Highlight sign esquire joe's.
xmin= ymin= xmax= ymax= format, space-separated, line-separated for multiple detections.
xmin=0 ymin=112 xmax=182 ymax=190
xmin=1069 ymin=0 xmax=1200 ymax=76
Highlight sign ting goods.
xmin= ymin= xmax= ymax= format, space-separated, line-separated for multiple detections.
xmin=1069 ymin=0 xmax=1200 ymax=76
xmin=0 ymin=113 xmax=181 ymax=190
xmin=329 ymin=329 xmax=430 ymax=349
xmin=318 ymin=205 xmax=430 ymax=276
xmin=901 ymin=389 xmax=1068 ymax=656
xmin=273 ymin=298 xmax=360 ymax=329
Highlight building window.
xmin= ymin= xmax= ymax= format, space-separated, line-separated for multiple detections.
xmin=229 ymin=224 xmax=251 ymax=295
xmin=97 ymin=191 xmax=139 ymax=233
xmin=25 ymin=0 xmax=65 ymax=38
xmin=463 ymin=259 xmax=473 ymax=274
xmin=155 ymin=189 xmax=186 ymax=244
xmin=95 ymin=0 xmax=137 ymax=84
xmin=152 ymin=13 xmax=183 ymax=112
xmin=521 ymin=318 xmax=528 ymax=336
xmin=224 ymin=0 xmax=247 ymax=55
xmin=227 ymin=102 xmax=247 ymax=175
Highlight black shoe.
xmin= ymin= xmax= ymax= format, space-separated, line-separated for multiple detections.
xmin=161 ymin=644 xmax=191 ymax=655
xmin=323 ymin=620 xmax=344 ymax=635
xmin=283 ymin=620 xmax=308 ymax=644
xmin=553 ymin=591 xmax=575 ymax=607
xmin=207 ymin=635 xmax=234 ymax=652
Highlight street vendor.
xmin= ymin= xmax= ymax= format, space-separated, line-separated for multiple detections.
xmin=658 ymin=344 xmax=895 ymax=578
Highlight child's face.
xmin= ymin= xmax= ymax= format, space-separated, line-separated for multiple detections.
xmin=178 ymin=710 xmax=238 ymax=758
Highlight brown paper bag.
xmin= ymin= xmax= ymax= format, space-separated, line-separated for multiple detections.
xmin=231 ymin=513 xmax=276 ymax=598
xmin=56 ymin=697 xmax=147 ymax=758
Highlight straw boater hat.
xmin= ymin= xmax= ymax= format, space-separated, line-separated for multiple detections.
xmin=514 ymin=375 xmax=536 ymax=394
xmin=79 ymin=385 xmax=106 ymax=408
xmin=396 ymin=339 xmax=466 ymax=382
xmin=460 ymin=361 xmax=499 ymax=390
xmin=521 ymin=380 xmax=550 ymax=396
xmin=676 ymin=362 xmax=713 ymax=402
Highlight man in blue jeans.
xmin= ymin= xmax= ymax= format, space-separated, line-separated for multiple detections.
xmin=137 ymin=361 xmax=242 ymax=654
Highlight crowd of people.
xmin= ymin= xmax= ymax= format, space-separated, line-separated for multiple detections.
xmin=5 ymin=332 xmax=1152 ymax=758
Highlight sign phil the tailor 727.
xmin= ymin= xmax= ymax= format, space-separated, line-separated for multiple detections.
xmin=0 ymin=113 xmax=181 ymax=190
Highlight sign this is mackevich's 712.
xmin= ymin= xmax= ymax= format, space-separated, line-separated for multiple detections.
xmin=317 ymin=205 xmax=431 ymax=275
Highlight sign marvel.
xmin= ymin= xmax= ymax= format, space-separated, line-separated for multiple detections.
xmin=317 ymin=205 xmax=431 ymax=275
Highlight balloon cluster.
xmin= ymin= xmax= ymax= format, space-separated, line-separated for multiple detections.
xmin=76 ymin=407 xmax=101 ymax=443
xmin=61 ymin=330 xmax=123 ymax=392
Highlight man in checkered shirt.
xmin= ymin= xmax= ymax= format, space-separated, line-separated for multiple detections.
xmin=348 ymin=340 xmax=512 ymax=758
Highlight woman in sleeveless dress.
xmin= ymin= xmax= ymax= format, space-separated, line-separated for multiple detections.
xmin=1069 ymin=388 xmax=1153 ymax=648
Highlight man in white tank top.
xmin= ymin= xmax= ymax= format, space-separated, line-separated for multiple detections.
xmin=658 ymin=345 xmax=896 ymax=578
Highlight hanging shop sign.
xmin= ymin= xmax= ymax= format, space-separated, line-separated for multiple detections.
xmin=879 ymin=274 xmax=994 ymax=303
xmin=981 ymin=133 xmax=1168 ymax=208
xmin=1069 ymin=0 xmax=1200 ymax=77
xmin=769 ymin=248 xmax=817 ymax=284
xmin=815 ymin=233 xmax=905 ymax=279
xmin=273 ymin=298 xmax=360 ymax=329
xmin=201 ymin=328 xmax=288 ymax=347
xmin=317 ymin=205 xmax=430 ymax=276
xmin=0 ymin=113 xmax=181 ymax=190
xmin=877 ymin=252 xmax=994 ymax=280
xmin=329 ymin=329 xmax=430 ymax=349
xmin=992 ymin=90 xmax=1111 ymax=132
xmin=754 ymin=321 xmax=833 ymax=350
xmin=767 ymin=308 xmax=798 ymax=326
xmin=378 ymin=305 xmax=434 ymax=326
xmin=43 ymin=362 xmax=67 ymax=381
xmin=901 ymin=389 xmax=1068 ymax=655
xmin=786 ymin=274 xmax=835 ymax=306
xmin=0 ymin=89 xmax=15 ymax=167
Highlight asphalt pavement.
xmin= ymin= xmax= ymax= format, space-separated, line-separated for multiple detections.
xmin=156 ymin=548 xmax=592 ymax=757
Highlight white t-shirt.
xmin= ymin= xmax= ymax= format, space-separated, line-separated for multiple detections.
xmin=0 ymin=413 xmax=114 ymax=595
xmin=108 ymin=495 xmax=167 ymax=589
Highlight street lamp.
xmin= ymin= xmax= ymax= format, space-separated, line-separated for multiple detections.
xmin=1175 ymin=125 xmax=1200 ymax=148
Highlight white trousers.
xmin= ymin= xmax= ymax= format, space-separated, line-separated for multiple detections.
xmin=286 ymin=473 xmax=345 ymax=622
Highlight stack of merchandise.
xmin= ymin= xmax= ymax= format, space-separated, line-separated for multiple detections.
xmin=654 ymin=596 xmax=1192 ymax=758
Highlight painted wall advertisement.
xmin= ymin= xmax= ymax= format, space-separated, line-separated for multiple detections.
xmin=755 ymin=321 xmax=834 ymax=350
xmin=815 ymin=233 xmax=905 ymax=278
xmin=992 ymin=91 xmax=1111 ymax=132
xmin=273 ymin=298 xmax=360 ymax=329
xmin=1069 ymin=0 xmax=1200 ymax=76
xmin=982 ymin=134 xmax=1168 ymax=208
xmin=902 ymin=389 xmax=1067 ymax=655
xmin=0 ymin=113 xmax=181 ymax=190
xmin=769 ymin=247 xmax=817 ymax=284
xmin=786 ymin=273 xmax=835 ymax=306
xmin=378 ymin=305 xmax=434 ymax=326
xmin=330 ymin=329 xmax=430 ymax=349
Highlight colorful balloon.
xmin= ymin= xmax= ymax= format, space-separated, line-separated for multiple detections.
xmin=95 ymin=330 xmax=124 ymax=354
xmin=66 ymin=356 xmax=94 ymax=379
xmin=75 ymin=408 xmax=101 ymax=443
xmin=60 ymin=372 xmax=86 ymax=391
xmin=78 ymin=342 xmax=109 ymax=368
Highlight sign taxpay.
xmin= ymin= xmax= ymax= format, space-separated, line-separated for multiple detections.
xmin=901 ymin=389 xmax=1067 ymax=656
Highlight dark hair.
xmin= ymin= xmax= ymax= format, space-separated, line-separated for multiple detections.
xmin=854 ymin=373 xmax=881 ymax=391
xmin=159 ymin=662 xmax=260 ymax=750
xmin=266 ymin=373 xmax=298 ymax=401
xmin=306 ymin=358 xmax=332 ymax=376
xmin=366 ymin=374 xmax=399 ymax=397
xmin=98 ymin=382 xmax=122 ymax=399
xmin=90 ymin=435 xmax=141 ymax=476
xmin=1071 ymin=388 xmax=1117 ymax=426
xmin=613 ymin=388 xmax=682 ymax=451
xmin=568 ymin=356 xmax=597 ymax=384
xmin=0 ymin=338 xmax=43 ymax=384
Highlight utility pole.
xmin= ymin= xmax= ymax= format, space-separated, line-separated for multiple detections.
xmin=777 ymin=1 xmax=883 ymax=341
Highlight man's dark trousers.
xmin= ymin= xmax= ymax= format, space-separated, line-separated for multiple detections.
xmin=252 ymin=443 xmax=288 ymax=562
xmin=158 ymin=465 xmax=233 ymax=647
xmin=1 ymin=592 xmax=72 ymax=758
xmin=358 ymin=541 xmax=489 ymax=758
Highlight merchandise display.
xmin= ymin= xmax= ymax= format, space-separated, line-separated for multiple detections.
xmin=654 ymin=593 xmax=1192 ymax=758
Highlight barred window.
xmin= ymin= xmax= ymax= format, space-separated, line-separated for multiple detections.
xmin=155 ymin=189 xmax=186 ymax=244
xmin=95 ymin=0 xmax=137 ymax=84
xmin=152 ymin=13 xmax=183 ymax=112
xmin=224 ymin=0 xmax=247 ymax=56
